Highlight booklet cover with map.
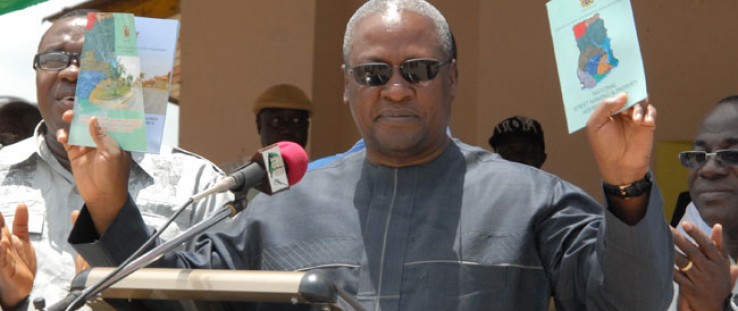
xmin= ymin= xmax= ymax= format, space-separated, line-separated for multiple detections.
xmin=70 ymin=12 xmax=147 ymax=151
xmin=546 ymin=0 xmax=647 ymax=133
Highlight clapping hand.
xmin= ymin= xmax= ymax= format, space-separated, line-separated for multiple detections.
xmin=0 ymin=203 xmax=36 ymax=309
xmin=673 ymin=222 xmax=738 ymax=311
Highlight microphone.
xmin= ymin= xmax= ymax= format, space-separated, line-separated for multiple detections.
xmin=51 ymin=142 xmax=308 ymax=310
xmin=191 ymin=141 xmax=308 ymax=202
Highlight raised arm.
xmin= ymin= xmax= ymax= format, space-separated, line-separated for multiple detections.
xmin=56 ymin=111 xmax=131 ymax=235
xmin=552 ymin=93 xmax=672 ymax=309
xmin=586 ymin=92 xmax=656 ymax=224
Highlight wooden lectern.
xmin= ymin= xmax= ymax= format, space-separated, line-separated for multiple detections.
xmin=70 ymin=268 xmax=363 ymax=311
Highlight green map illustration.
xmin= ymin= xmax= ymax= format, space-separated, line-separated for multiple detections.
xmin=573 ymin=14 xmax=619 ymax=89
xmin=70 ymin=12 xmax=147 ymax=152
xmin=78 ymin=13 xmax=141 ymax=109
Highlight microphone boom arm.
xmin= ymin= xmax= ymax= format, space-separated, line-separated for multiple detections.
xmin=54 ymin=205 xmax=237 ymax=311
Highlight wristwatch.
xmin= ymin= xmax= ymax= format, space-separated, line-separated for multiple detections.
xmin=603 ymin=173 xmax=652 ymax=199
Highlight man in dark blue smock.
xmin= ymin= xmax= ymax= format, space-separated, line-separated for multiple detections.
xmin=61 ymin=1 xmax=671 ymax=310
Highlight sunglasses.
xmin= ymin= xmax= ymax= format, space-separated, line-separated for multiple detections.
xmin=678 ymin=150 xmax=738 ymax=169
xmin=33 ymin=51 xmax=81 ymax=71
xmin=345 ymin=58 xmax=454 ymax=86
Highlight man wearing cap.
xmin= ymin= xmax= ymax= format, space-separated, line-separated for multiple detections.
xmin=490 ymin=115 xmax=549 ymax=309
xmin=488 ymin=115 xmax=547 ymax=169
xmin=253 ymin=84 xmax=313 ymax=148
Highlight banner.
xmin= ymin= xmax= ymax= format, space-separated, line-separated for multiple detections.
xmin=0 ymin=0 xmax=48 ymax=15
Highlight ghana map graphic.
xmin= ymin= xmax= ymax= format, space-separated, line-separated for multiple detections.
xmin=573 ymin=13 xmax=619 ymax=89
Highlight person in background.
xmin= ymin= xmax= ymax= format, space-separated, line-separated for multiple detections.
xmin=0 ymin=10 xmax=232 ymax=310
xmin=0 ymin=96 xmax=41 ymax=148
xmin=488 ymin=115 xmax=546 ymax=169
xmin=671 ymin=95 xmax=738 ymax=310
xmin=253 ymin=83 xmax=313 ymax=148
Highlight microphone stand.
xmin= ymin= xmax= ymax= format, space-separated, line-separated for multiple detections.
xmin=43 ymin=142 xmax=308 ymax=310
xmin=46 ymin=202 xmax=241 ymax=311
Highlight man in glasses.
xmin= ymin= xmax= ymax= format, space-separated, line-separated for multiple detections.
xmin=670 ymin=95 xmax=738 ymax=310
xmin=0 ymin=10 xmax=232 ymax=310
xmin=66 ymin=1 xmax=670 ymax=310
xmin=253 ymin=84 xmax=313 ymax=149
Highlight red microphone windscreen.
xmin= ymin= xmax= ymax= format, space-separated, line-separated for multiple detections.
xmin=277 ymin=141 xmax=308 ymax=186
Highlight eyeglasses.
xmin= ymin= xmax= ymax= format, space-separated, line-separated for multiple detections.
xmin=344 ymin=58 xmax=454 ymax=86
xmin=678 ymin=150 xmax=738 ymax=169
xmin=33 ymin=52 xmax=81 ymax=71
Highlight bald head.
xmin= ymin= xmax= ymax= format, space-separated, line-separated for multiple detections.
xmin=38 ymin=14 xmax=87 ymax=52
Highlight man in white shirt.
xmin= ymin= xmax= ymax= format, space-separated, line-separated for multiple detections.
xmin=671 ymin=95 xmax=738 ymax=310
xmin=0 ymin=11 xmax=232 ymax=310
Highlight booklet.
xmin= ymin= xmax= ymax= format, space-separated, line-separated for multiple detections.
xmin=546 ymin=0 xmax=647 ymax=133
xmin=70 ymin=13 xmax=180 ymax=153
xmin=70 ymin=12 xmax=147 ymax=151
xmin=135 ymin=16 xmax=180 ymax=153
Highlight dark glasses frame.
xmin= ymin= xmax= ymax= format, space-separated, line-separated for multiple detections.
xmin=344 ymin=58 xmax=455 ymax=86
xmin=678 ymin=150 xmax=738 ymax=169
xmin=33 ymin=51 xmax=81 ymax=71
